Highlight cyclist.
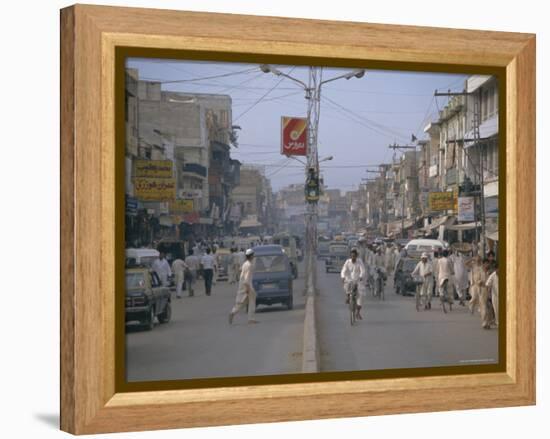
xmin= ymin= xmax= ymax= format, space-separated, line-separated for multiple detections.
xmin=437 ymin=249 xmax=455 ymax=308
xmin=341 ymin=248 xmax=366 ymax=320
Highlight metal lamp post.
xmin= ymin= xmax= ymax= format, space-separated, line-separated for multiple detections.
xmin=260 ymin=65 xmax=365 ymax=271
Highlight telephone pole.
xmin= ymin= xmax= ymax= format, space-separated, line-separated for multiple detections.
xmin=388 ymin=143 xmax=418 ymax=238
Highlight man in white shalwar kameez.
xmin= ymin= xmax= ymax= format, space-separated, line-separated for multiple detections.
xmin=228 ymin=249 xmax=258 ymax=324
xmin=451 ymin=251 xmax=468 ymax=306
xmin=341 ymin=248 xmax=366 ymax=320
xmin=412 ymin=252 xmax=434 ymax=309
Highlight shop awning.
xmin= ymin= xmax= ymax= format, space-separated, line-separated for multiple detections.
xmin=486 ymin=230 xmax=499 ymax=241
xmin=446 ymin=221 xmax=481 ymax=231
xmin=239 ymin=219 xmax=263 ymax=228
xmin=423 ymin=215 xmax=454 ymax=232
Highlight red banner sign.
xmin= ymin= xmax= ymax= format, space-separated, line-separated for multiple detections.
xmin=281 ymin=116 xmax=308 ymax=156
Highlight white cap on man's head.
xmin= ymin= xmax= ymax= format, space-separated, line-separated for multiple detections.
xmin=421 ymin=252 xmax=428 ymax=259
xmin=245 ymin=248 xmax=255 ymax=256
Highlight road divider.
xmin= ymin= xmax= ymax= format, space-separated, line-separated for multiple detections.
xmin=302 ymin=252 xmax=320 ymax=372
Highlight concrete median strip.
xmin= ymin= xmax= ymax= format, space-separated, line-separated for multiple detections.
xmin=302 ymin=253 xmax=320 ymax=373
xmin=302 ymin=294 xmax=320 ymax=372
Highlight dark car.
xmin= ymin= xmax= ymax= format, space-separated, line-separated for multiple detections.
xmin=125 ymin=267 xmax=172 ymax=330
xmin=394 ymin=257 xmax=422 ymax=296
xmin=251 ymin=245 xmax=294 ymax=310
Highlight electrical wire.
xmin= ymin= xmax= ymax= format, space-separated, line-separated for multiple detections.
xmin=160 ymin=67 xmax=259 ymax=84
xmin=233 ymin=67 xmax=296 ymax=122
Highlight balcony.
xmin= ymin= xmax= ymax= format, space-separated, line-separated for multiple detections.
xmin=182 ymin=163 xmax=207 ymax=178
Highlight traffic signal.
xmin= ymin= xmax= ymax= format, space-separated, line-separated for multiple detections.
xmin=305 ymin=167 xmax=320 ymax=202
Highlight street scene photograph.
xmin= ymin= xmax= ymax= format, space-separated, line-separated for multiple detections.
xmin=123 ymin=58 xmax=500 ymax=382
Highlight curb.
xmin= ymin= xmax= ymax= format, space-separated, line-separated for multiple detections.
xmin=302 ymin=254 xmax=320 ymax=373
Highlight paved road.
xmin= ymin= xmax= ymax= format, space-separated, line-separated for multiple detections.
xmin=316 ymin=260 xmax=499 ymax=372
xmin=126 ymin=262 xmax=306 ymax=382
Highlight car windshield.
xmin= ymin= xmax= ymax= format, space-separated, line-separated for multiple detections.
xmin=139 ymin=256 xmax=158 ymax=267
xmin=403 ymin=260 xmax=418 ymax=271
xmin=254 ymin=255 xmax=286 ymax=273
xmin=126 ymin=272 xmax=145 ymax=288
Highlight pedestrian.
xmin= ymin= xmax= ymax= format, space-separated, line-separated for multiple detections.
xmin=171 ymin=256 xmax=188 ymax=299
xmin=486 ymin=263 xmax=499 ymax=327
xmin=184 ymin=249 xmax=200 ymax=297
xmin=212 ymin=246 xmax=218 ymax=286
xmin=228 ymin=249 xmax=258 ymax=324
xmin=437 ymin=249 xmax=454 ymax=306
xmin=486 ymin=251 xmax=497 ymax=271
xmin=200 ymin=248 xmax=217 ymax=296
xmin=451 ymin=250 xmax=468 ymax=306
xmin=340 ymin=248 xmax=366 ymax=320
xmin=479 ymin=259 xmax=493 ymax=329
xmin=432 ymin=250 xmax=440 ymax=297
xmin=412 ymin=252 xmax=433 ymax=309
xmin=468 ymin=255 xmax=485 ymax=314
xmin=230 ymin=247 xmax=241 ymax=284
xmin=152 ymin=252 xmax=172 ymax=287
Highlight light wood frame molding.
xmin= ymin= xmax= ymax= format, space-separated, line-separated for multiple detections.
xmin=60 ymin=4 xmax=536 ymax=434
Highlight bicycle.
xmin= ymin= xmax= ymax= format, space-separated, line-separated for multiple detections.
xmin=346 ymin=281 xmax=359 ymax=326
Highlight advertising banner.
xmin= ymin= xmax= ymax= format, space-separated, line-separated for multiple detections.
xmin=428 ymin=191 xmax=455 ymax=211
xmin=133 ymin=177 xmax=176 ymax=201
xmin=134 ymin=160 xmax=173 ymax=178
xmin=170 ymin=199 xmax=194 ymax=214
xmin=458 ymin=196 xmax=475 ymax=222
xmin=281 ymin=116 xmax=307 ymax=156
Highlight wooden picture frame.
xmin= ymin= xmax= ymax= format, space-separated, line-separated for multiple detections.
xmin=60 ymin=4 xmax=536 ymax=434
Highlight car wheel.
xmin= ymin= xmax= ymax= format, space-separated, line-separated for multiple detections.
xmin=144 ymin=306 xmax=155 ymax=331
xmin=287 ymin=295 xmax=294 ymax=310
xmin=158 ymin=302 xmax=171 ymax=324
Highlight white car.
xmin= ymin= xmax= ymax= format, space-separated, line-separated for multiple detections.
xmin=404 ymin=239 xmax=448 ymax=258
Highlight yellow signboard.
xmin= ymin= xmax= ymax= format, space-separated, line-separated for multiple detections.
xmin=133 ymin=178 xmax=176 ymax=201
xmin=170 ymin=199 xmax=194 ymax=214
xmin=429 ymin=191 xmax=455 ymax=211
xmin=135 ymin=160 xmax=173 ymax=178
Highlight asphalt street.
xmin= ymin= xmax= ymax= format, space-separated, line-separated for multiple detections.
xmin=316 ymin=260 xmax=499 ymax=372
xmin=126 ymin=262 xmax=306 ymax=382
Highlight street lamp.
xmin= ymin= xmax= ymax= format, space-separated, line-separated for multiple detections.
xmin=261 ymin=64 xmax=365 ymax=289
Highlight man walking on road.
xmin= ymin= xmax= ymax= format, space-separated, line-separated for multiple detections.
xmin=229 ymin=249 xmax=258 ymax=324
xmin=451 ymin=250 xmax=468 ymax=306
xmin=486 ymin=262 xmax=499 ymax=327
xmin=200 ymin=248 xmax=217 ymax=296
xmin=152 ymin=252 xmax=171 ymax=287
xmin=341 ymin=248 xmax=366 ymax=320
xmin=184 ymin=249 xmax=200 ymax=297
xmin=437 ymin=250 xmax=454 ymax=306
xmin=411 ymin=252 xmax=434 ymax=309
xmin=171 ymin=256 xmax=188 ymax=299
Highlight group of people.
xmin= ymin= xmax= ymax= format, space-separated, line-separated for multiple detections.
xmin=339 ymin=237 xmax=500 ymax=330
xmin=150 ymin=242 xmax=260 ymax=325
xmin=409 ymin=249 xmax=498 ymax=328
xmin=340 ymin=239 xmax=389 ymax=320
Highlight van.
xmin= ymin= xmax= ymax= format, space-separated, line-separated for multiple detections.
xmin=125 ymin=248 xmax=160 ymax=268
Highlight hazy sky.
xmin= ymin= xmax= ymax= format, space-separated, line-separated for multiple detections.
xmin=127 ymin=58 xmax=467 ymax=192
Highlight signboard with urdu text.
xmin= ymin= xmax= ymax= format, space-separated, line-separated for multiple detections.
xmin=133 ymin=177 xmax=176 ymax=201
xmin=281 ymin=116 xmax=308 ymax=156
xmin=428 ymin=191 xmax=455 ymax=211
xmin=134 ymin=160 xmax=173 ymax=178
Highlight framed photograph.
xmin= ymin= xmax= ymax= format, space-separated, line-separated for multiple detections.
xmin=60 ymin=4 xmax=535 ymax=435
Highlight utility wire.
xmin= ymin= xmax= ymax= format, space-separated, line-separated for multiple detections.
xmin=233 ymin=67 xmax=296 ymax=122
xmin=159 ymin=67 xmax=259 ymax=84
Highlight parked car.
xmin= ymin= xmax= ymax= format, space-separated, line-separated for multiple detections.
xmin=325 ymin=241 xmax=349 ymax=273
xmin=125 ymin=248 xmax=159 ymax=268
xmin=251 ymin=245 xmax=294 ymax=310
xmin=125 ymin=266 xmax=172 ymax=330
xmin=394 ymin=257 xmax=422 ymax=296
xmin=404 ymin=238 xmax=448 ymax=259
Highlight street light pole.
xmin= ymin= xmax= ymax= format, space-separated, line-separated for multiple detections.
xmin=260 ymin=65 xmax=365 ymax=289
